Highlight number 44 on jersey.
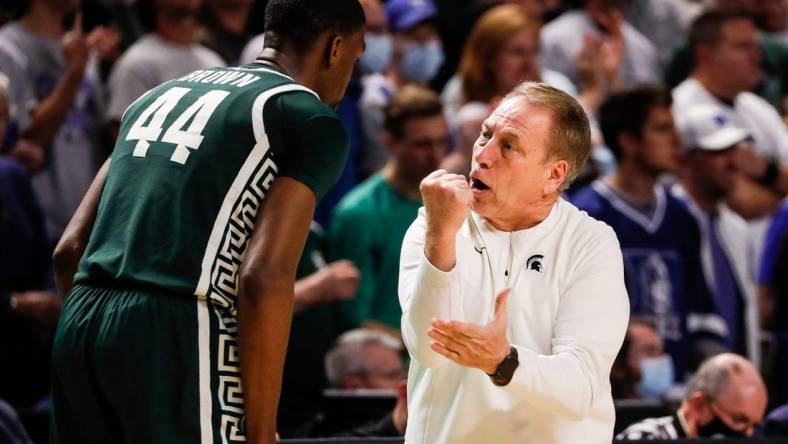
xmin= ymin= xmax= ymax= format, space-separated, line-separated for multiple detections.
xmin=126 ymin=87 xmax=230 ymax=165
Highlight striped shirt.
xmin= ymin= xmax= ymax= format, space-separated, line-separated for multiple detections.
xmin=616 ymin=412 xmax=688 ymax=440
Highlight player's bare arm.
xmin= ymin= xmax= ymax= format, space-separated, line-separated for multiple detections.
xmin=237 ymin=177 xmax=316 ymax=444
xmin=52 ymin=158 xmax=110 ymax=299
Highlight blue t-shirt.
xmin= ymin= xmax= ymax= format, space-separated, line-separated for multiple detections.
xmin=572 ymin=180 xmax=722 ymax=377
xmin=759 ymin=204 xmax=788 ymax=286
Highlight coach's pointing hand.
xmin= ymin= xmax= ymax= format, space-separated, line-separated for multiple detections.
xmin=420 ymin=169 xmax=472 ymax=271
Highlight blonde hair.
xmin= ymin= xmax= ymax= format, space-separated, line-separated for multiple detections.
xmin=459 ymin=4 xmax=538 ymax=105
xmin=503 ymin=82 xmax=591 ymax=190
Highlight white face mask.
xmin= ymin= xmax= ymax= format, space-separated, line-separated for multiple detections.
xmin=636 ymin=355 xmax=674 ymax=400
xmin=400 ymin=40 xmax=444 ymax=83
xmin=358 ymin=33 xmax=393 ymax=75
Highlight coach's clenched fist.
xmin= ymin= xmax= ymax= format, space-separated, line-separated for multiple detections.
xmin=420 ymin=169 xmax=472 ymax=271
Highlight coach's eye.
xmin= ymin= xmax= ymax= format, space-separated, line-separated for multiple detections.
xmin=479 ymin=130 xmax=491 ymax=141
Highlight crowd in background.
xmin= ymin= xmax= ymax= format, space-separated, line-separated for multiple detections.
xmin=1 ymin=0 xmax=788 ymax=441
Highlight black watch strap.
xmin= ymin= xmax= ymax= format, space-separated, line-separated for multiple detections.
xmin=488 ymin=346 xmax=519 ymax=386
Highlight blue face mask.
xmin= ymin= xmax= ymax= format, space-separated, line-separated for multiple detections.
xmin=636 ymin=355 xmax=674 ymax=400
xmin=358 ymin=33 xmax=393 ymax=75
xmin=400 ymin=40 xmax=444 ymax=83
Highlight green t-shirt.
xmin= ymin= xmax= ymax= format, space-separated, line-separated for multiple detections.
xmin=75 ymin=63 xmax=349 ymax=314
xmin=328 ymin=173 xmax=421 ymax=330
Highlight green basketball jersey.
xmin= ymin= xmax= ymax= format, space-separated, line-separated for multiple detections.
xmin=75 ymin=63 xmax=349 ymax=314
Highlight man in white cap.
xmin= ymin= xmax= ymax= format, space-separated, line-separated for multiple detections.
xmin=672 ymin=103 xmax=759 ymax=366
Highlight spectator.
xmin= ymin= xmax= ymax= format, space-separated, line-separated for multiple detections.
xmin=611 ymin=317 xmax=674 ymax=400
xmin=325 ymin=329 xmax=405 ymax=390
xmin=672 ymin=7 xmax=788 ymax=221
xmin=622 ymin=0 xmax=701 ymax=72
xmin=107 ymin=0 xmax=224 ymax=127
xmin=672 ymin=103 xmax=760 ymax=365
xmin=573 ymin=85 xmax=725 ymax=379
xmin=0 ymin=0 xmax=110 ymax=237
xmin=617 ymin=353 xmax=767 ymax=439
xmin=358 ymin=0 xmax=443 ymax=177
xmin=278 ymin=223 xmax=360 ymax=437
xmin=324 ymin=329 xmax=407 ymax=437
xmin=540 ymin=0 xmax=660 ymax=91
xmin=198 ymin=0 xmax=254 ymax=65
xmin=0 ymin=79 xmax=60 ymax=411
xmin=440 ymin=4 xmax=579 ymax=175
xmin=330 ymin=85 xmax=447 ymax=333
xmin=758 ymin=203 xmax=788 ymax=406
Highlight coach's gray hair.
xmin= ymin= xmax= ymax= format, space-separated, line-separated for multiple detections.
xmin=685 ymin=353 xmax=753 ymax=400
xmin=325 ymin=329 xmax=403 ymax=388
xmin=502 ymin=82 xmax=591 ymax=191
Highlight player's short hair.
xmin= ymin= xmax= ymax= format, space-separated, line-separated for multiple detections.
xmin=598 ymin=84 xmax=672 ymax=161
xmin=263 ymin=0 xmax=365 ymax=56
xmin=383 ymin=84 xmax=444 ymax=140
xmin=324 ymin=329 xmax=403 ymax=388
xmin=503 ymin=82 xmax=590 ymax=191
xmin=689 ymin=7 xmax=754 ymax=54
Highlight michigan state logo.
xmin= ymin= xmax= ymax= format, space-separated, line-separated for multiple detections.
xmin=526 ymin=255 xmax=544 ymax=273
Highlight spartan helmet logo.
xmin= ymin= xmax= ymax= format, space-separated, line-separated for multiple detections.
xmin=526 ymin=255 xmax=544 ymax=273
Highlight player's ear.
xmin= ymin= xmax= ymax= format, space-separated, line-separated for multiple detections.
xmin=325 ymin=34 xmax=344 ymax=68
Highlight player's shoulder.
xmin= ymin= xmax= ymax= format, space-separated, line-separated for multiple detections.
xmin=264 ymin=85 xmax=336 ymax=123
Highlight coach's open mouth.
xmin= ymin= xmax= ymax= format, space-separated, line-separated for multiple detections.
xmin=471 ymin=179 xmax=490 ymax=191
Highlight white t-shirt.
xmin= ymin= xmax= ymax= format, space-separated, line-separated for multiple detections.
xmin=672 ymin=77 xmax=788 ymax=163
xmin=107 ymin=34 xmax=225 ymax=120
xmin=399 ymin=199 xmax=630 ymax=444
xmin=239 ymin=33 xmax=264 ymax=65
xmin=540 ymin=10 xmax=661 ymax=88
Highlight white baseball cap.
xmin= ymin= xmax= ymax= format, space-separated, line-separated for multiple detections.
xmin=676 ymin=104 xmax=751 ymax=152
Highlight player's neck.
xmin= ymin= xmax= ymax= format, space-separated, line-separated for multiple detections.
xmin=257 ymin=46 xmax=316 ymax=91
xmin=609 ymin=163 xmax=658 ymax=206
xmin=20 ymin=3 xmax=65 ymax=39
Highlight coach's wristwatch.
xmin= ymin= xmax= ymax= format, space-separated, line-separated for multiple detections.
xmin=487 ymin=346 xmax=519 ymax=386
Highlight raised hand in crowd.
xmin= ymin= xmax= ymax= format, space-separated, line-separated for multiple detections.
xmin=293 ymin=260 xmax=361 ymax=313
xmin=8 ymin=291 xmax=62 ymax=327
xmin=86 ymin=25 xmax=121 ymax=62
xmin=60 ymin=12 xmax=90 ymax=76
xmin=7 ymin=138 xmax=45 ymax=173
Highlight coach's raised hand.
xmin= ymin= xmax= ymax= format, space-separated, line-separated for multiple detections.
xmin=420 ymin=169 xmax=472 ymax=271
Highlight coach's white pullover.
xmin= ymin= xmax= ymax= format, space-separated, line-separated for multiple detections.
xmin=399 ymin=198 xmax=630 ymax=444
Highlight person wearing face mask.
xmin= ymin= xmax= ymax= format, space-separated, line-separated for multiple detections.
xmin=611 ymin=317 xmax=675 ymax=401
xmin=617 ymin=353 xmax=767 ymax=439
xmin=358 ymin=0 xmax=444 ymax=178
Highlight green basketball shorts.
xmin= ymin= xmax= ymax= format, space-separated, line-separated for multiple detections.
xmin=51 ymin=284 xmax=246 ymax=444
